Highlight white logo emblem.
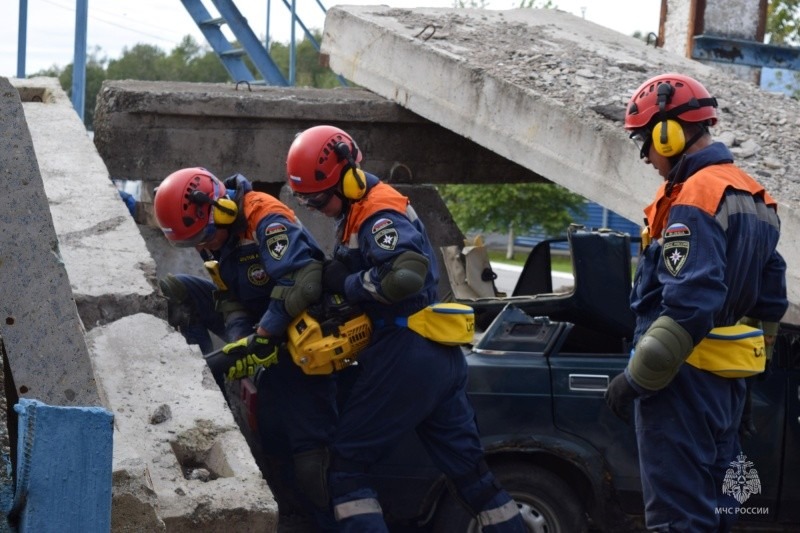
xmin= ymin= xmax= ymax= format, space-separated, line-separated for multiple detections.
xmin=722 ymin=453 xmax=761 ymax=504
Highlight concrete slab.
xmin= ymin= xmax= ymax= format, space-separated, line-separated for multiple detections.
xmin=0 ymin=77 xmax=102 ymax=407
xmin=9 ymin=77 xmax=164 ymax=329
xmin=92 ymin=82 xmax=543 ymax=199
xmin=320 ymin=6 xmax=800 ymax=323
xmin=86 ymin=314 xmax=276 ymax=531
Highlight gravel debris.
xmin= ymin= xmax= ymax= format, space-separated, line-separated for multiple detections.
xmin=379 ymin=8 xmax=800 ymax=208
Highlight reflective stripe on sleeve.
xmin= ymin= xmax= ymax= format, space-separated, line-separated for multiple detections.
xmin=478 ymin=499 xmax=520 ymax=527
xmin=334 ymin=498 xmax=383 ymax=521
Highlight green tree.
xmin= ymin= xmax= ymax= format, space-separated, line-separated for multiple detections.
xmin=766 ymin=0 xmax=800 ymax=44
xmin=32 ymin=46 xmax=108 ymax=129
xmin=762 ymin=1 xmax=800 ymax=96
xmin=268 ymin=32 xmax=347 ymax=88
xmin=106 ymin=43 xmax=170 ymax=80
xmin=439 ymin=183 xmax=586 ymax=259
xmin=162 ymin=36 xmax=229 ymax=82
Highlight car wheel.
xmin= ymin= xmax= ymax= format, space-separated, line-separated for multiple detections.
xmin=432 ymin=462 xmax=588 ymax=533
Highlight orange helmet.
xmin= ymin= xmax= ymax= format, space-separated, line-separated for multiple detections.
xmin=153 ymin=167 xmax=227 ymax=247
xmin=286 ymin=125 xmax=362 ymax=195
xmin=624 ymin=73 xmax=718 ymax=131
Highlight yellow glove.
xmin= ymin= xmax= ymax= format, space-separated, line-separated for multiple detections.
xmin=221 ymin=334 xmax=279 ymax=380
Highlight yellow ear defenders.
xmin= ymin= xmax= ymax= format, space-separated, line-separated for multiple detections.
xmin=333 ymin=142 xmax=367 ymax=200
xmin=652 ymin=119 xmax=685 ymax=157
xmin=189 ymin=190 xmax=238 ymax=225
xmin=652 ymin=82 xmax=685 ymax=158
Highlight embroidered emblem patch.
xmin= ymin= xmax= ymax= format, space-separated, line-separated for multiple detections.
xmin=375 ymin=228 xmax=398 ymax=251
xmin=247 ymin=264 xmax=269 ymax=286
xmin=664 ymin=222 xmax=691 ymax=239
xmin=663 ymin=240 xmax=689 ymax=276
xmin=267 ymin=234 xmax=289 ymax=260
xmin=371 ymin=218 xmax=393 ymax=234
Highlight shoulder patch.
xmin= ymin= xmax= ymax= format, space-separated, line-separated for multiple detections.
xmin=374 ymin=227 xmax=399 ymax=251
xmin=267 ymin=233 xmax=290 ymax=260
xmin=371 ymin=218 xmax=393 ymax=234
xmin=663 ymin=240 xmax=689 ymax=276
xmin=266 ymin=222 xmax=287 ymax=235
xmin=664 ymin=222 xmax=691 ymax=239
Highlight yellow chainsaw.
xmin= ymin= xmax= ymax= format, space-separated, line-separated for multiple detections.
xmin=287 ymin=294 xmax=372 ymax=375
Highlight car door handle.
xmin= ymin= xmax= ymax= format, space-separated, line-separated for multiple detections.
xmin=569 ymin=374 xmax=610 ymax=392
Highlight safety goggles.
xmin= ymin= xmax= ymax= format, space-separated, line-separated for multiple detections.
xmin=294 ymin=189 xmax=335 ymax=209
xmin=170 ymin=220 xmax=218 ymax=248
xmin=630 ymin=129 xmax=652 ymax=159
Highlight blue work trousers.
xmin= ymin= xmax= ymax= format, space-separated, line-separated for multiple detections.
xmin=635 ymin=364 xmax=746 ymax=532
xmin=329 ymin=327 xmax=525 ymax=532
xmin=173 ymin=274 xmax=252 ymax=353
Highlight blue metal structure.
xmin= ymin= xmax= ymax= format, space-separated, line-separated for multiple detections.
xmin=181 ymin=0 xmax=288 ymax=85
xmin=515 ymin=201 xmax=641 ymax=255
xmin=71 ymin=0 xmax=88 ymax=121
xmin=692 ymin=35 xmax=800 ymax=70
xmin=13 ymin=0 xmax=340 ymax=120
xmin=16 ymin=0 xmax=27 ymax=79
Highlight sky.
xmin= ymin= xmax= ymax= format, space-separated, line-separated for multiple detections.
xmin=1 ymin=0 xmax=662 ymax=78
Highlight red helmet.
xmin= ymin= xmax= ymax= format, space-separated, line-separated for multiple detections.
xmin=153 ymin=167 xmax=226 ymax=247
xmin=286 ymin=125 xmax=362 ymax=194
xmin=624 ymin=73 xmax=718 ymax=131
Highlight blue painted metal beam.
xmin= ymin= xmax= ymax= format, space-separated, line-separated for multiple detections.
xmin=71 ymin=0 xmax=88 ymax=122
xmin=16 ymin=0 xmax=28 ymax=78
xmin=212 ymin=0 xmax=289 ymax=85
xmin=692 ymin=34 xmax=800 ymax=70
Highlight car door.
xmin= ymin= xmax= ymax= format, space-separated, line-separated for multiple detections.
xmin=776 ymin=324 xmax=800 ymax=524
xmin=548 ymin=333 xmax=642 ymax=515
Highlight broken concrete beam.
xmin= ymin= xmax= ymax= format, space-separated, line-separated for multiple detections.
xmin=8 ymin=77 xmax=164 ymax=330
xmin=320 ymin=5 xmax=800 ymax=323
xmin=86 ymin=313 xmax=276 ymax=531
xmin=92 ymin=81 xmax=544 ymax=196
xmin=0 ymin=77 xmax=103 ymax=407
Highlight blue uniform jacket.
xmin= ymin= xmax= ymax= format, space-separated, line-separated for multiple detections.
xmin=332 ymin=174 xmax=438 ymax=322
xmin=631 ymin=142 xmax=787 ymax=345
xmin=210 ymin=174 xmax=325 ymax=335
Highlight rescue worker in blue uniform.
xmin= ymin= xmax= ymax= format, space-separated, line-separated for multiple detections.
xmin=605 ymin=73 xmax=787 ymax=532
xmin=153 ymin=167 xmax=338 ymax=530
xmin=285 ymin=125 xmax=526 ymax=532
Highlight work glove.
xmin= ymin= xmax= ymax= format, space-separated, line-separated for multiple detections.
xmin=159 ymin=274 xmax=196 ymax=329
xmin=221 ymin=334 xmax=279 ymax=380
xmin=605 ymin=372 xmax=640 ymax=424
xmin=323 ymin=259 xmax=350 ymax=295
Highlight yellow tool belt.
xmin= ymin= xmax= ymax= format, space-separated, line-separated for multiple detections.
xmin=394 ymin=303 xmax=475 ymax=346
xmin=684 ymin=325 xmax=766 ymax=378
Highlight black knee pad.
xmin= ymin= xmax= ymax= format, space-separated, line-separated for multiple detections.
xmin=293 ymin=447 xmax=330 ymax=510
